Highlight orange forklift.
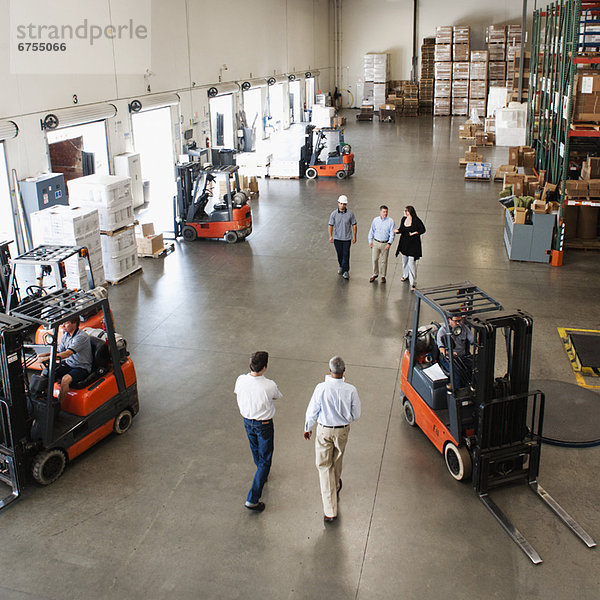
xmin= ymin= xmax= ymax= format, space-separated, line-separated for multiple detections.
xmin=174 ymin=164 xmax=252 ymax=243
xmin=0 ymin=288 xmax=138 ymax=509
xmin=401 ymin=281 xmax=596 ymax=563
xmin=300 ymin=125 xmax=355 ymax=180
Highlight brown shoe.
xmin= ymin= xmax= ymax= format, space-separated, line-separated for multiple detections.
xmin=381 ymin=277 xmax=386 ymax=284
xmin=369 ymin=275 xmax=377 ymax=283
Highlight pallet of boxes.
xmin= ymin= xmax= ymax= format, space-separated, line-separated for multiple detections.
xmin=30 ymin=204 xmax=106 ymax=290
xmin=434 ymin=26 xmax=452 ymax=116
xmin=487 ymin=25 xmax=507 ymax=93
xmin=67 ymin=174 xmax=141 ymax=285
xmin=469 ymin=50 xmax=488 ymax=121
xmin=563 ymin=157 xmax=600 ymax=248
xmin=452 ymin=26 xmax=470 ymax=117
xmin=419 ymin=38 xmax=435 ymax=115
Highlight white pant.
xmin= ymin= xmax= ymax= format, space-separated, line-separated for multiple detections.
xmin=371 ymin=240 xmax=390 ymax=277
xmin=315 ymin=424 xmax=350 ymax=517
xmin=401 ymin=254 xmax=417 ymax=286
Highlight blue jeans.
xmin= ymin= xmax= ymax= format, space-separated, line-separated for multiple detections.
xmin=438 ymin=354 xmax=473 ymax=390
xmin=243 ymin=418 xmax=274 ymax=504
xmin=333 ymin=239 xmax=351 ymax=273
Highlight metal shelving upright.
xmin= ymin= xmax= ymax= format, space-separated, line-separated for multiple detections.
xmin=527 ymin=0 xmax=600 ymax=265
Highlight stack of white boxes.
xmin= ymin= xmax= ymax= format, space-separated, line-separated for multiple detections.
xmin=362 ymin=53 xmax=390 ymax=108
xmin=67 ymin=174 xmax=139 ymax=283
xmin=30 ymin=204 xmax=105 ymax=290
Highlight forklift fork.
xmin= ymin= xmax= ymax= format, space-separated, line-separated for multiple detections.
xmin=479 ymin=483 xmax=596 ymax=564
xmin=0 ymin=400 xmax=22 ymax=510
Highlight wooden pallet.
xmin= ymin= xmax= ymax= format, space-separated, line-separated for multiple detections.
xmin=138 ymin=242 xmax=175 ymax=259
xmin=268 ymin=175 xmax=299 ymax=180
xmin=106 ymin=266 xmax=143 ymax=285
xmin=570 ymin=122 xmax=600 ymax=131
xmin=464 ymin=176 xmax=491 ymax=181
xmin=100 ymin=221 xmax=138 ymax=237
xmin=564 ymin=238 xmax=600 ymax=251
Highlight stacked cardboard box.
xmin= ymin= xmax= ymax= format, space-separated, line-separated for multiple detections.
xmin=487 ymin=25 xmax=506 ymax=91
xmin=487 ymin=25 xmax=506 ymax=60
xmin=30 ymin=205 xmax=105 ymax=290
xmin=469 ymin=50 xmax=488 ymax=118
xmin=419 ymin=37 xmax=435 ymax=114
xmin=507 ymin=49 xmax=530 ymax=102
xmin=452 ymin=62 xmax=469 ymax=116
xmin=68 ymin=174 xmax=139 ymax=284
xmin=403 ymin=82 xmax=419 ymax=116
xmin=572 ymin=72 xmax=600 ymax=121
xmin=434 ymin=28 xmax=452 ymax=116
xmin=362 ymin=53 xmax=390 ymax=108
xmin=452 ymin=26 xmax=470 ymax=116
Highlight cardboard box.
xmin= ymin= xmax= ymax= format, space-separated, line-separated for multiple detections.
xmin=587 ymin=179 xmax=600 ymax=196
xmin=137 ymin=222 xmax=164 ymax=256
xmin=465 ymin=151 xmax=480 ymax=161
xmin=523 ymin=150 xmax=536 ymax=168
xmin=581 ymin=157 xmax=600 ymax=179
xmin=514 ymin=207 xmax=528 ymax=224
xmin=504 ymin=172 xmax=524 ymax=185
xmin=509 ymin=147 xmax=520 ymax=165
xmin=541 ymin=183 xmax=558 ymax=201
xmin=532 ymin=199 xmax=546 ymax=213
xmin=565 ymin=180 xmax=588 ymax=196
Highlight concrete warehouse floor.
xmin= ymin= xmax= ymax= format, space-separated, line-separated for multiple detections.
xmin=2 ymin=114 xmax=599 ymax=600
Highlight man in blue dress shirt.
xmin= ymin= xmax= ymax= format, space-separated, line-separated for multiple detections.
xmin=304 ymin=356 xmax=361 ymax=522
xmin=368 ymin=205 xmax=395 ymax=283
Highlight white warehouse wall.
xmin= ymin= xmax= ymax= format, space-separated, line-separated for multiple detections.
xmin=0 ymin=0 xmax=331 ymax=181
xmin=339 ymin=0 xmax=531 ymax=98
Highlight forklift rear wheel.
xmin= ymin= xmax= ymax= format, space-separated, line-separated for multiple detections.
xmin=305 ymin=167 xmax=318 ymax=180
xmin=444 ymin=442 xmax=472 ymax=481
xmin=225 ymin=231 xmax=238 ymax=244
xmin=403 ymin=399 xmax=416 ymax=426
xmin=114 ymin=409 xmax=133 ymax=435
xmin=32 ymin=448 xmax=67 ymax=486
xmin=182 ymin=226 xmax=198 ymax=242
xmin=336 ymin=170 xmax=347 ymax=180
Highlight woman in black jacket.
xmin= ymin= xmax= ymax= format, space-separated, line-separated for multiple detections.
xmin=394 ymin=205 xmax=426 ymax=290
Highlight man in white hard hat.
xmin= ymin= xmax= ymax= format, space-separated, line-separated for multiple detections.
xmin=328 ymin=195 xmax=357 ymax=279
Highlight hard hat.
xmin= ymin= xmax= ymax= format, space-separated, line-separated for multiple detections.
xmin=337 ymin=195 xmax=348 ymax=204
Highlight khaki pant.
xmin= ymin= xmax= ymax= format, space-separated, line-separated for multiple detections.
xmin=315 ymin=423 xmax=350 ymax=517
xmin=371 ymin=240 xmax=390 ymax=277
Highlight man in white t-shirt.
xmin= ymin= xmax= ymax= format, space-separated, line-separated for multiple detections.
xmin=234 ymin=351 xmax=283 ymax=512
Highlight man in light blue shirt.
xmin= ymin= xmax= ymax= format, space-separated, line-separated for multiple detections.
xmin=304 ymin=356 xmax=361 ymax=522
xmin=368 ymin=205 xmax=395 ymax=283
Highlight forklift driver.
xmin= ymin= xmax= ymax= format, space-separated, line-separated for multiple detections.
xmin=436 ymin=312 xmax=474 ymax=390
xmin=37 ymin=317 xmax=92 ymax=403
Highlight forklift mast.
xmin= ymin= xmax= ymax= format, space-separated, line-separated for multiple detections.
xmin=0 ymin=314 xmax=32 ymax=508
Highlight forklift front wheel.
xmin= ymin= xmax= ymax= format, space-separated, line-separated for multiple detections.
xmin=305 ymin=167 xmax=318 ymax=180
xmin=114 ymin=409 xmax=133 ymax=435
xmin=225 ymin=231 xmax=238 ymax=244
xmin=182 ymin=226 xmax=198 ymax=242
xmin=402 ymin=398 xmax=416 ymax=426
xmin=336 ymin=170 xmax=347 ymax=180
xmin=32 ymin=448 xmax=67 ymax=486
xmin=444 ymin=442 xmax=472 ymax=481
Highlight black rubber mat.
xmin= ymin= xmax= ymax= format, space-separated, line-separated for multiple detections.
xmin=530 ymin=379 xmax=600 ymax=446
xmin=569 ymin=333 xmax=600 ymax=369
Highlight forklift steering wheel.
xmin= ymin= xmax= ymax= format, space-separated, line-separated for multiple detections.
xmin=25 ymin=285 xmax=48 ymax=299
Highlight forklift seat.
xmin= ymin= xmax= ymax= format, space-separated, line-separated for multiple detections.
xmin=70 ymin=336 xmax=110 ymax=390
